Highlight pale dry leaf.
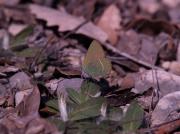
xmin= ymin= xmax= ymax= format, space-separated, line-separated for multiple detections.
xmin=139 ymin=0 xmax=160 ymax=14
xmin=97 ymin=4 xmax=121 ymax=45
xmin=10 ymin=72 xmax=33 ymax=91
xmin=29 ymin=4 xmax=108 ymax=43
xmin=162 ymin=61 xmax=180 ymax=76
xmin=16 ymin=86 xmax=40 ymax=117
xmin=133 ymin=70 xmax=180 ymax=97
xmin=56 ymin=78 xmax=83 ymax=97
xmin=162 ymin=0 xmax=180 ymax=8
xmin=0 ymin=0 xmax=19 ymax=6
xmin=151 ymin=91 xmax=180 ymax=126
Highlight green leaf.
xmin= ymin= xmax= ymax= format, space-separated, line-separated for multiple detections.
xmin=67 ymin=88 xmax=87 ymax=104
xmin=82 ymin=40 xmax=111 ymax=78
xmin=107 ymin=107 xmax=123 ymax=122
xmin=80 ymin=80 xmax=101 ymax=98
xmin=10 ymin=25 xmax=34 ymax=48
xmin=69 ymin=97 xmax=105 ymax=121
xmin=45 ymin=99 xmax=59 ymax=111
xmin=122 ymin=101 xmax=144 ymax=132
xmin=67 ymin=120 xmax=115 ymax=134
xmin=48 ymin=118 xmax=66 ymax=132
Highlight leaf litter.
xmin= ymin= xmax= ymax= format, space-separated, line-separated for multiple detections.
xmin=0 ymin=0 xmax=179 ymax=134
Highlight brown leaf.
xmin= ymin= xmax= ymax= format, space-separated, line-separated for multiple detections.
xmin=46 ymin=78 xmax=83 ymax=97
xmin=133 ymin=70 xmax=180 ymax=97
xmin=0 ymin=0 xmax=19 ymax=6
xmin=29 ymin=4 xmax=108 ymax=43
xmin=151 ymin=91 xmax=180 ymax=126
xmin=16 ymin=86 xmax=40 ymax=117
xmin=117 ymin=30 xmax=159 ymax=65
xmin=97 ymin=4 xmax=121 ymax=45
xmin=126 ymin=17 xmax=179 ymax=36
xmin=26 ymin=118 xmax=60 ymax=134
xmin=9 ymin=72 xmax=33 ymax=91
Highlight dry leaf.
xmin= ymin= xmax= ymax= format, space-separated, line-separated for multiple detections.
xmin=162 ymin=61 xmax=180 ymax=76
xmin=97 ymin=4 xmax=121 ymax=45
xmin=133 ymin=70 xmax=180 ymax=98
xmin=151 ymin=91 xmax=180 ymax=126
xmin=29 ymin=4 xmax=108 ymax=43
xmin=16 ymin=86 xmax=40 ymax=117
xmin=9 ymin=72 xmax=33 ymax=91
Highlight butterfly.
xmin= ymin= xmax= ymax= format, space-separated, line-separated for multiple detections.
xmin=82 ymin=40 xmax=112 ymax=78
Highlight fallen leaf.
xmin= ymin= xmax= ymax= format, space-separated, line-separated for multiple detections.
xmin=0 ymin=0 xmax=19 ymax=6
xmin=133 ymin=70 xmax=180 ymax=98
xmin=117 ymin=30 xmax=159 ymax=65
xmin=97 ymin=4 xmax=121 ymax=45
xmin=151 ymin=91 xmax=180 ymax=126
xmin=162 ymin=0 xmax=180 ymax=8
xmin=82 ymin=40 xmax=112 ymax=78
xmin=9 ymin=72 xmax=33 ymax=91
xmin=29 ymin=4 xmax=108 ymax=43
xmin=126 ymin=17 xmax=178 ymax=36
xmin=162 ymin=61 xmax=180 ymax=76
xmin=16 ymin=86 xmax=40 ymax=117
xmin=139 ymin=0 xmax=160 ymax=14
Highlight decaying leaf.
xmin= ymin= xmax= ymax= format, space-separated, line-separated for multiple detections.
xmin=97 ymin=4 xmax=121 ymax=45
xmin=29 ymin=4 xmax=108 ymax=43
xmin=9 ymin=72 xmax=33 ymax=90
xmin=133 ymin=70 xmax=180 ymax=98
xmin=151 ymin=91 xmax=180 ymax=126
xmin=16 ymin=86 xmax=40 ymax=117
xmin=56 ymin=78 xmax=83 ymax=97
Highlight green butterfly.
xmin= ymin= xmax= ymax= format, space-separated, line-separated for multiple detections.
xmin=82 ymin=40 xmax=112 ymax=78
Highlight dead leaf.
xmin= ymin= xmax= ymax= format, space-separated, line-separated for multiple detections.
xmin=0 ymin=0 xmax=19 ymax=6
xmin=139 ymin=0 xmax=160 ymax=14
xmin=126 ymin=17 xmax=179 ymax=36
xmin=120 ymin=73 xmax=135 ymax=90
xmin=16 ymin=86 xmax=40 ymax=117
xmin=9 ymin=72 xmax=33 ymax=91
xmin=117 ymin=30 xmax=159 ymax=65
xmin=151 ymin=91 xmax=180 ymax=126
xmin=26 ymin=118 xmax=60 ymax=134
xmin=162 ymin=61 xmax=180 ymax=76
xmin=97 ymin=4 xmax=121 ymax=45
xmin=133 ymin=70 xmax=180 ymax=98
xmin=55 ymin=78 xmax=83 ymax=97
xmin=29 ymin=4 xmax=108 ymax=43
xmin=162 ymin=0 xmax=180 ymax=8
